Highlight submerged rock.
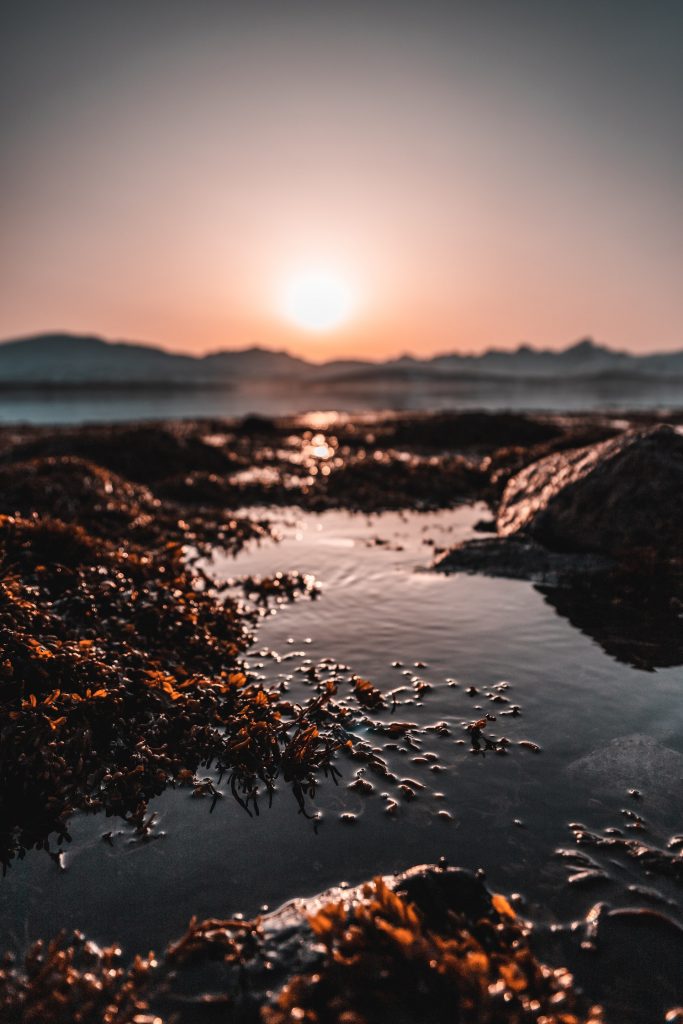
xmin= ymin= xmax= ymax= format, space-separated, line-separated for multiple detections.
xmin=566 ymin=734 xmax=683 ymax=810
xmin=497 ymin=424 xmax=683 ymax=559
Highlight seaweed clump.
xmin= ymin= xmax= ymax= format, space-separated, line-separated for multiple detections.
xmin=265 ymin=873 xmax=602 ymax=1024
xmin=0 ymin=865 xmax=604 ymax=1024
xmin=0 ymin=454 xmax=341 ymax=867
xmin=0 ymin=931 xmax=156 ymax=1024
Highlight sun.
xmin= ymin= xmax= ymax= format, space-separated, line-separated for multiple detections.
xmin=281 ymin=270 xmax=356 ymax=332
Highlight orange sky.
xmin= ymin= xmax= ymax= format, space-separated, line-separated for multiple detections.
xmin=1 ymin=2 xmax=681 ymax=359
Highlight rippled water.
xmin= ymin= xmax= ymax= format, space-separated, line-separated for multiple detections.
xmin=2 ymin=506 xmax=681 ymax=1016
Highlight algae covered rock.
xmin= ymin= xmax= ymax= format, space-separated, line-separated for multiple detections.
xmin=0 ymin=864 xmax=604 ymax=1024
xmin=0 ymin=455 xmax=155 ymax=531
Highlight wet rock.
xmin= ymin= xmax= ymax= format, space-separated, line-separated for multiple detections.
xmin=483 ymin=421 xmax=623 ymax=497
xmin=436 ymin=425 xmax=683 ymax=669
xmin=375 ymin=410 xmax=564 ymax=452
xmin=0 ymin=411 xmax=666 ymax=518
xmin=497 ymin=424 xmax=683 ymax=560
xmin=323 ymin=453 xmax=485 ymax=511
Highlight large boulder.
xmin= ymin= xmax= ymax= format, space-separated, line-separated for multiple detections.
xmin=497 ymin=424 xmax=683 ymax=559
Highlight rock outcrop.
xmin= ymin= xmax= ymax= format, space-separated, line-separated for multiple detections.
xmin=436 ymin=425 xmax=683 ymax=669
xmin=497 ymin=424 xmax=683 ymax=559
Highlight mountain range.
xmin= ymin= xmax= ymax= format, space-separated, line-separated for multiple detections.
xmin=1 ymin=333 xmax=682 ymax=387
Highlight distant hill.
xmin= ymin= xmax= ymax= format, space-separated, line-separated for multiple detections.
xmin=0 ymin=334 xmax=201 ymax=385
xmin=0 ymin=332 xmax=682 ymax=387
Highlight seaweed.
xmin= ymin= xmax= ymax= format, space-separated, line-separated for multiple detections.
xmin=0 ymin=469 xmax=322 ymax=865
xmin=0 ymin=866 xmax=605 ymax=1024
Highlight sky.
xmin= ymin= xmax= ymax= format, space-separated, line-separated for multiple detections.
xmin=1 ymin=0 xmax=681 ymax=360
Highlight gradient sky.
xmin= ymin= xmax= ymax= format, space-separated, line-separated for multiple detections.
xmin=1 ymin=0 xmax=681 ymax=360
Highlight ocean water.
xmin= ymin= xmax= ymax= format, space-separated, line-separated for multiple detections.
xmin=1 ymin=374 xmax=683 ymax=423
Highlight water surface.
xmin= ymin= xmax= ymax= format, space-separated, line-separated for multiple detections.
xmin=3 ymin=375 xmax=683 ymax=423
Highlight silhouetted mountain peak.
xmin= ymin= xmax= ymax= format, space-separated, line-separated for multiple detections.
xmin=566 ymin=338 xmax=603 ymax=357
xmin=0 ymin=332 xmax=681 ymax=386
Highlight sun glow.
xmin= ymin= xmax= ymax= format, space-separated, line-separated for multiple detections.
xmin=281 ymin=270 xmax=356 ymax=332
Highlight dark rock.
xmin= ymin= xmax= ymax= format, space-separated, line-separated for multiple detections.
xmin=435 ymin=424 xmax=683 ymax=668
xmin=234 ymin=413 xmax=280 ymax=436
xmin=150 ymin=863 xmax=594 ymax=1023
xmin=373 ymin=410 xmax=564 ymax=452
xmin=323 ymin=454 xmax=485 ymax=511
xmin=497 ymin=424 xmax=683 ymax=559
xmin=484 ymin=421 xmax=622 ymax=497
xmin=0 ymin=863 xmax=601 ymax=1023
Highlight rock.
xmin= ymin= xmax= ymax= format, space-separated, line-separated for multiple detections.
xmin=150 ymin=864 xmax=596 ymax=1023
xmin=5 ymin=421 xmax=237 ymax=483
xmin=379 ymin=411 xmax=564 ymax=451
xmin=497 ymin=425 xmax=683 ymax=559
xmin=435 ymin=425 xmax=683 ymax=669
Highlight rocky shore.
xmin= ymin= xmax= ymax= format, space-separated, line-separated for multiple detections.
xmin=1 ymin=409 xmax=681 ymax=1022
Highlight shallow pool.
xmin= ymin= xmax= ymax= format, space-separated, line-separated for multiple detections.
xmin=2 ymin=506 xmax=681 ymax=1018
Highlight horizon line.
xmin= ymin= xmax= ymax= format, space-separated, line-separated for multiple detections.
xmin=3 ymin=329 xmax=683 ymax=364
